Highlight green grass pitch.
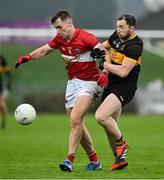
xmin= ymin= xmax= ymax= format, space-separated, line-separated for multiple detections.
xmin=0 ymin=113 xmax=164 ymax=179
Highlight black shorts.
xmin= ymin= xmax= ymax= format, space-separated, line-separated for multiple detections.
xmin=102 ymin=84 xmax=137 ymax=107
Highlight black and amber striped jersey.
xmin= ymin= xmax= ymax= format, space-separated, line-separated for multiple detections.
xmin=104 ymin=30 xmax=143 ymax=87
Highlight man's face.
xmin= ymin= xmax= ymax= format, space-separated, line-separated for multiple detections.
xmin=116 ymin=19 xmax=134 ymax=40
xmin=54 ymin=17 xmax=72 ymax=39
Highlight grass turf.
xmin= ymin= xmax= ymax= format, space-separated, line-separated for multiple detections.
xmin=0 ymin=113 xmax=164 ymax=179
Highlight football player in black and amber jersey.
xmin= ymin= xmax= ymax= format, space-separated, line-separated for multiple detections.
xmin=0 ymin=54 xmax=11 ymax=129
xmin=92 ymin=14 xmax=143 ymax=171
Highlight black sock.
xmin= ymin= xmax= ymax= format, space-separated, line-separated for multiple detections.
xmin=115 ymin=136 xmax=124 ymax=146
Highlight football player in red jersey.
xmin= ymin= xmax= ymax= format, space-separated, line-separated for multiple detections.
xmin=15 ymin=10 xmax=108 ymax=172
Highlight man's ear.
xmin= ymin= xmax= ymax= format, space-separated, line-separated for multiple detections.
xmin=68 ymin=18 xmax=73 ymax=26
xmin=130 ymin=26 xmax=135 ymax=31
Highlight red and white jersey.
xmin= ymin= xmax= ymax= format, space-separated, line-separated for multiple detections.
xmin=48 ymin=27 xmax=100 ymax=81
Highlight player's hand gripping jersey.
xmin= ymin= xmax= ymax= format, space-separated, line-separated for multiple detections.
xmin=48 ymin=28 xmax=100 ymax=81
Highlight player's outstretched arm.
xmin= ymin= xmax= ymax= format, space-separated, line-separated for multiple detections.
xmin=15 ymin=45 xmax=53 ymax=69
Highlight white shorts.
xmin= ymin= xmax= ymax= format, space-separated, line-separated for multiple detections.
xmin=65 ymin=78 xmax=102 ymax=109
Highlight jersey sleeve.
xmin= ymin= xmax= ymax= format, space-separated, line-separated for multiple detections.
xmin=82 ymin=33 xmax=100 ymax=49
xmin=48 ymin=35 xmax=60 ymax=49
xmin=125 ymin=43 xmax=143 ymax=60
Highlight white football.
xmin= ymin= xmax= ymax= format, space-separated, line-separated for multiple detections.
xmin=14 ymin=103 xmax=36 ymax=125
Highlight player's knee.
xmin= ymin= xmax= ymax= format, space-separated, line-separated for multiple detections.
xmin=95 ymin=111 xmax=107 ymax=125
xmin=70 ymin=113 xmax=82 ymax=128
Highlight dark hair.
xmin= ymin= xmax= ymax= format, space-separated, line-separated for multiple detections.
xmin=117 ymin=14 xmax=136 ymax=27
xmin=51 ymin=10 xmax=71 ymax=24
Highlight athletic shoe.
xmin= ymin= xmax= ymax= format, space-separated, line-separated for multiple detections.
xmin=110 ymin=160 xmax=128 ymax=170
xmin=110 ymin=141 xmax=128 ymax=171
xmin=115 ymin=141 xmax=128 ymax=161
xmin=59 ymin=159 xmax=73 ymax=172
xmin=85 ymin=161 xmax=102 ymax=170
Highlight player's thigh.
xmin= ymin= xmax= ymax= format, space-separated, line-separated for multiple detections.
xmin=96 ymin=93 xmax=122 ymax=118
xmin=70 ymin=95 xmax=93 ymax=121
xmin=66 ymin=108 xmax=72 ymax=118
xmin=112 ymin=108 xmax=122 ymax=122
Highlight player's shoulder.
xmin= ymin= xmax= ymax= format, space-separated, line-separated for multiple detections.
xmin=124 ymin=35 xmax=143 ymax=53
xmin=111 ymin=30 xmax=118 ymax=38
xmin=76 ymin=28 xmax=99 ymax=46
xmin=125 ymin=35 xmax=143 ymax=57
xmin=78 ymin=28 xmax=96 ymax=38
xmin=78 ymin=27 xmax=89 ymax=34
xmin=50 ymin=33 xmax=62 ymax=43
xmin=127 ymin=35 xmax=143 ymax=46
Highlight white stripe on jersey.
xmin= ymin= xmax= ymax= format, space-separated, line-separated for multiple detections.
xmin=94 ymin=43 xmax=101 ymax=48
xmin=61 ymin=54 xmax=75 ymax=59
xmin=47 ymin=44 xmax=54 ymax=50
xmin=61 ymin=51 xmax=95 ymax=62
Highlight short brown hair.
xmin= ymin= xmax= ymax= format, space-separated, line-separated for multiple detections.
xmin=51 ymin=10 xmax=71 ymax=24
xmin=117 ymin=14 xmax=136 ymax=27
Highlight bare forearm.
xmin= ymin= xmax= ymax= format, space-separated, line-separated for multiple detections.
xmin=29 ymin=45 xmax=52 ymax=59
xmin=104 ymin=62 xmax=129 ymax=78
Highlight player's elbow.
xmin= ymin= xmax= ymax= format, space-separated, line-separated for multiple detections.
xmin=119 ymin=67 xmax=130 ymax=78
